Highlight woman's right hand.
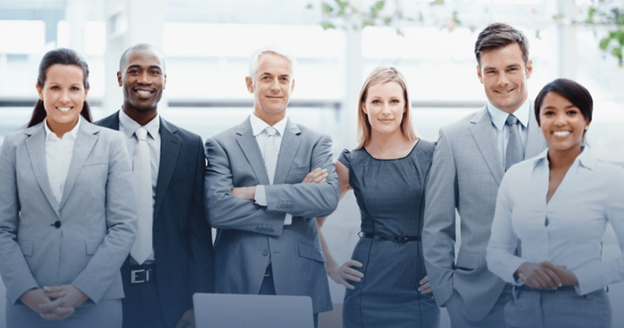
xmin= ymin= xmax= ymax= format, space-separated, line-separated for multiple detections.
xmin=327 ymin=260 xmax=364 ymax=290
xmin=20 ymin=288 xmax=74 ymax=320
xmin=516 ymin=261 xmax=562 ymax=289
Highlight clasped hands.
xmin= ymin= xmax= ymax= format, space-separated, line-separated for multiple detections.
xmin=231 ymin=168 xmax=329 ymax=200
xmin=516 ymin=261 xmax=578 ymax=290
xmin=20 ymin=284 xmax=88 ymax=320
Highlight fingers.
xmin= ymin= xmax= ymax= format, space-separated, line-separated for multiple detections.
xmin=301 ymin=168 xmax=328 ymax=184
xmin=38 ymin=298 xmax=64 ymax=313
xmin=539 ymin=262 xmax=563 ymax=288
xmin=40 ymin=307 xmax=74 ymax=320
xmin=342 ymin=281 xmax=356 ymax=290
xmin=418 ymin=276 xmax=432 ymax=294
xmin=344 ymin=260 xmax=363 ymax=268
xmin=419 ymin=275 xmax=430 ymax=285
xmin=43 ymin=287 xmax=67 ymax=299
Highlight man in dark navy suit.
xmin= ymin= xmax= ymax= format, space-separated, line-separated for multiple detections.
xmin=97 ymin=43 xmax=214 ymax=328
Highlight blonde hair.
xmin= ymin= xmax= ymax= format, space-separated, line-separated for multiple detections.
xmin=356 ymin=66 xmax=417 ymax=149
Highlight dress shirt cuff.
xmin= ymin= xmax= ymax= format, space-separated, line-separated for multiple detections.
xmin=254 ymin=185 xmax=267 ymax=206
xmin=572 ymin=263 xmax=604 ymax=295
xmin=505 ymin=257 xmax=526 ymax=285
xmin=284 ymin=214 xmax=292 ymax=225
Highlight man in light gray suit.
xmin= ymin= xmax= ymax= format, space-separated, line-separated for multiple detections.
xmin=423 ymin=23 xmax=547 ymax=327
xmin=204 ymin=46 xmax=339 ymax=327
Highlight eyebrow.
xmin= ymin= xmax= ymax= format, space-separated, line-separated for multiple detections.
xmin=127 ymin=64 xmax=162 ymax=70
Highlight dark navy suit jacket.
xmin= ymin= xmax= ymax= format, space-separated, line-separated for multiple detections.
xmin=97 ymin=111 xmax=214 ymax=327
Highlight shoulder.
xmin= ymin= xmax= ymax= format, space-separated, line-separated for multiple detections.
xmin=416 ymin=139 xmax=435 ymax=157
xmin=2 ymin=125 xmax=32 ymax=147
xmin=595 ymin=159 xmax=624 ymax=185
xmin=293 ymin=123 xmax=330 ymax=143
xmin=94 ymin=111 xmax=119 ymax=128
xmin=439 ymin=109 xmax=483 ymax=136
xmin=161 ymin=118 xmax=202 ymax=145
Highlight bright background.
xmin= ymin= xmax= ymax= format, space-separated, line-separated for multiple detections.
xmin=2 ymin=0 xmax=624 ymax=327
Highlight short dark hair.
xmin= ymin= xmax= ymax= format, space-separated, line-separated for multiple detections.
xmin=534 ymin=78 xmax=593 ymax=126
xmin=28 ymin=48 xmax=92 ymax=127
xmin=475 ymin=23 xmax=529 ymax=66
xmin=119 ymin=43 xmax=166 ymax=72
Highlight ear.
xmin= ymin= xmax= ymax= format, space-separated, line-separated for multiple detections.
xmin=117 ymin=71 xmax=123 ymax=87
xmin=476 ymin=65 xmax=484 ymax=84
xmin=362 ymin=104 xmax=368 ymax=115
xmin=163 ymin=74 xmax=167 ymax=90
xmin=84 ymin=87 xmax=90 ymax=99
xmin=36 ymin=84 xmax=44 ymax=101
xmin=525 ymin=59 xmax=533 ymax=79
xmin=290 ymin=78 xmax=295 ymax=93
xmin=245 ymin=76 xmax=254 ymax=94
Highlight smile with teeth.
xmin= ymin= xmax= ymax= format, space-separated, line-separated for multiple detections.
xmin=135 ymin=90 xmax=152 ymax=97
xmin=553 ymin=131 xmax=570 ymax=137
xmin=57 ymin=107 xmax=72 ymax=112
xmin=496 ymin=88 xmax=515 ymax=94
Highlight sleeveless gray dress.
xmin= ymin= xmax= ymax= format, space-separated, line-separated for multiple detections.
xmin=339 ymin=140 xmax=439 ymax=328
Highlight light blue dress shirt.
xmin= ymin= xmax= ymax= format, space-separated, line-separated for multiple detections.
xmin=487 ymin=147 xmax=624 ymax=295
xmin=487 ymin=99 xmax=530 ymax=167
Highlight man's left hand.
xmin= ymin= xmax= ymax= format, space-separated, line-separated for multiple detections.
xmin=175 ymin=308 xmax=195 ymax=328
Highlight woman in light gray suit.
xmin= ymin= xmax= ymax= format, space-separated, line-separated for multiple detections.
xmin=0 ymin=48 xmax=137 ymax=327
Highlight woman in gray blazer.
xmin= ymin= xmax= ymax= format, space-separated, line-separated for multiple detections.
xmin=0 ymin=48 xmax=137 ymax=327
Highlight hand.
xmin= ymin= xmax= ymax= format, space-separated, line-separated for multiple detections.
xmin=231 ymin=186 xmax=256 ymax=200
xmin=38 ymin=285 xmax=88 ymax=320
xmin=418 ymin=275 xmax=432 ymax=295
xmin=516 ymin=261 xmax=562 ymax=289
xmin=327 ymin=260 xmax=364 ymax=290
xmin=20 ymin=289 xmax=52 ymax=314
xmin=175 ymin=308 xmax=195 ymax=328
xmin=301 ymin=168 xmax=328 ymax=184
xmin=540 ymin=262 xmax=578 ymax=287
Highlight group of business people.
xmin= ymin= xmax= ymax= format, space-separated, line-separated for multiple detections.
xmin=0 ymin=21 xmax=623 ymax=328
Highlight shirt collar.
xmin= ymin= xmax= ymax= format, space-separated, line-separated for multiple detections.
xmin=119 ymin=109 xmax=160 ymax=140
xmin=44 ymin=115 xmax=82 ymax=141
xmin=533 ymin=146 xmax=596 ymax=171
xmin=487 ymin=98 xmax=530 ymax=131
xmin=249 ymin=113 xmax=288 ymax=137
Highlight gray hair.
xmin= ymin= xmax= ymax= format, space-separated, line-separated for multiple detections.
xmin=248 ymin=45 xmax=296 ymax=81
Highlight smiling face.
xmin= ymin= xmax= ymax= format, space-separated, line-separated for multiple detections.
xmin=118 ymin=48 xmax=166 ymax=114
xmin=477 ymin=42 xmax=533 ymax=114
xmin=246 ymin=52 xmax=294 ymax=125
xmin=539 ymin=91 xmax=590 ymax=154
xmin=36 ymin=64 xmax=88 ymax=133
xmin=362 ymin=82 xmax=406 ymax=137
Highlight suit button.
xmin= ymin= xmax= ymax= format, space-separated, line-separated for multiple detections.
xmin=262 ymin=249 xmax=269 ymax=256
xmin=51 ymin=221 xmax=61 ymax=229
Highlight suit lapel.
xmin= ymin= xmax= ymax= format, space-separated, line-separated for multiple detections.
xmin=524 ymin=102 xmax=546 ymax=159
xmin=59 ymin=121 xmax=99 ymax=210
xmin=469 ymin=107 xmax=504 ymax=185
xmin=236 ymin=118 xmax=270 ymax=185
xmin=273 ymin=119 xmax=301 ymax=185
xmin=24 ymin=124 xmax=60 ymax=218
xmin=153 ymin=118 xmax=180 ymax=222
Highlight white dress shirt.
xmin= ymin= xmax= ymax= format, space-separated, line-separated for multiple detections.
xmin=487 ymin=147 xmax=624 ymax=295
xmin=119 ymin=110 xmax=160 ymax=261
xmin=487 ymin=99 xmax=530 ymax=167
xmin=44 ymin=116 xmax=81 ymax=205
xmin=249 ymin=113 xmax=292 ymax=225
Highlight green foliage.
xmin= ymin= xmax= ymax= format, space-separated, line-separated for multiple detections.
xmin=600 ymin=37 xmax=611 ymax=51
xmin=321 ymin=22 xmax=336 ymax=30
xmin=431 ymin=0 xmax=444 ymax=5
xmin=552 ymin=14 xmax=564 ymax=20
xmin=306 ymin=3 xmax=313 ymax=9
xmin=585 ymin=7 xmax=596 ymax=24
xmin=315 ymin=0 xmax=398 ymax=33
xmin=322 ymin=3 xmax=333 ymax=14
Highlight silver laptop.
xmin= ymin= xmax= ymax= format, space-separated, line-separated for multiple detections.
xmin=193 ymin=293 xmax=315 ymax=328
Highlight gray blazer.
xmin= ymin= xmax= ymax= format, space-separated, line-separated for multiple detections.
xmin=0 ymin=121 xmax=137 ymax=307
xmin=422 ymin=106 xmax=546 ymax=321
xmin=204 ymin=117 xmax=339 ymax=314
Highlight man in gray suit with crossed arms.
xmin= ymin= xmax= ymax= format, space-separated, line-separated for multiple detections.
xmin=423 ymin=23 xmax=546 ymax=327
xmin=204 ymin=45 xmax=339 ymax=327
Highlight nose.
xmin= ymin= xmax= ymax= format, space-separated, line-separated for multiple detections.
xmin=554 ymin=112 xmax=566 ymax=126
xmin=269 ymin=77 xmax=280 ymax=91
xmin=498 ymin=71 xmax=510 ymax=86
xmin=60 ymin=89 xmax=71 ymax=103
xmin=138 ymin=71 xmax=150 ymax=84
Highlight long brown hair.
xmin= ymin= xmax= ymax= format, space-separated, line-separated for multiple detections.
xmin=27 ymin=48 xmax=93 ymax=127
xmin=356 ymin=66 xmax=417 ymax=149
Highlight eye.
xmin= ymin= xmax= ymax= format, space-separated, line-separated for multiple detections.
xmin=567 ymin=109 xmax=579 ymax=115
xmin=150 ymin=69 xmax=161 ymax=75
xmin=129 ymin=68 xmax=139 ymax=74
xmin=486 ymin=70 xmax=496 ymax=74
xmin=391 ymin=99 xmax=401 ymax=104
xmin=371 ymin=99 xmax=380 ymax=104
xmin=71 ymin=86 xmax=81 ymax=91
xmin=50 ymin=85 xmax=60 ymax=90
xmin=262 ymin=76 xmax=270 ymax=80
xmin=542 ymin=110 xmax=555 ymax=116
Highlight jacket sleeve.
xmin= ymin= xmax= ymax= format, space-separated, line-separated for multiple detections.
xmin=0 ymin=134 xmax=40 ymax=304
xmin=422 ymin=126 xmax=458 ymax=307
xmin=264 ymin=134 xmax=339 ymax=218
xmin=71 ymin=131 xmax=138 ymax=303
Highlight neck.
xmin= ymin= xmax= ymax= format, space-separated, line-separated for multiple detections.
xmin=254 ymin=111 xmax=285 ymax=127
xmin=367 ymin=129 xmax=410 ymax=150
xmin=46 ymin=117 xmax=78 ymax=139
xmin=122 ymin=104 xmax=158 ymax=126
xmin=547 ymin=145 xmax=582 ymax=170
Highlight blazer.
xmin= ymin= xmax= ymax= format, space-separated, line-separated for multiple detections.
xmin=204 ymin=117 xmax=339 ymax=314
xmin=422 ymin=105 xmax=546 ymax=321
xmin=97 ymin=111 xmax=215 ymax=327
xmin=0 ymin=121 xmax=137 ymax=307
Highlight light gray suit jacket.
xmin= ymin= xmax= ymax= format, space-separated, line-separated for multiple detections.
xmin=423 ymin=105 xmax=546 ymax=321
xmin=0 ymin=121 xmax=137 ymax=307
xmin=204 ymin=117 xmax=339 ymax=313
